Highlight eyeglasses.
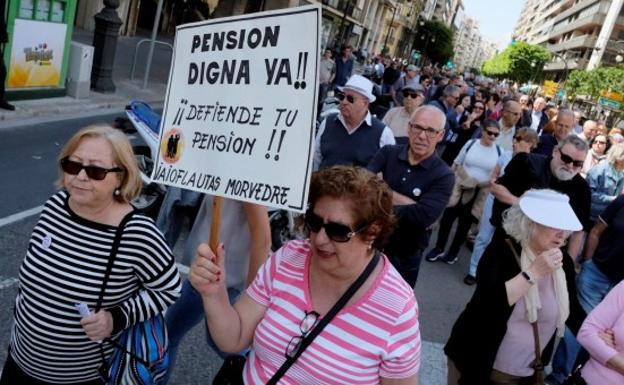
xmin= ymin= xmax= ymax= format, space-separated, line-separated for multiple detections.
xmin=285 ymin=310 xmax=320 ymax=358
xmin=558 ymin=149 xmax=584 ymax=168
xmin=593 ymin=140 xmax=607 ymax=145
xmin=408 ymin=122 xmax=441 ymax=138
xmin=305 ymin=210 xmax=367 ymax=242
xmin=504 ymin=110 xmax=521 ymax=116
xmin=60 ymin=158 xmax=123 ymax=181
xmin=473 ymin=106 xmax=484 ymax=110
xmin=335 ymin=92 xmax=357 ymax=104
xmin=513 ymin=136 xmax=525 ymax=142
xmin=402 ymin=90 xmax=421 ymax=99
xmin=484 ymin=129 xmax=500 ymax=137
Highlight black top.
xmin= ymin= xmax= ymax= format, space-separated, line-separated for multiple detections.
xmin=367 ymin=144 xmax=454 ymax=255
xmin=444 ymin=234 xmax=585 ymax=384
xmin=521 ymin=109 xmax=549 ymax=134
xmin=533 ymin=134 xmax=558 ymax=156
xmin=593 ymin=195 xmax=624 ymax=283
xmin=441 ymin=122 xmax=480 ymax=166
xmin=491 ymin=152 xmax=591 ymax=231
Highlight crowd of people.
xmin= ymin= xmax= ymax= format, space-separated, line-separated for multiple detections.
xmin=2 ymin=45 xmax=624 ymax=385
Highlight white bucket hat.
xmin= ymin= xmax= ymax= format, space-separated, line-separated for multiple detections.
xmin=338 ymin=74 xmax=376 ymax=103
xmin=519 ymin=189 xmax=582 ymax=231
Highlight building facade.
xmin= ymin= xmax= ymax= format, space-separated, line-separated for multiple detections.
xmin=513 ymin=0 xmax=624 ymax=79
xmin=453 ymin=16 xmax=494 ymax=70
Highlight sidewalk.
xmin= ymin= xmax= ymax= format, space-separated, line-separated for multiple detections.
xmin=0 ymin=28 xmax=173 ymax=129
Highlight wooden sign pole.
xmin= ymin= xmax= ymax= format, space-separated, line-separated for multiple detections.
xmin=209 ymin=196 xmax=223 ymax=251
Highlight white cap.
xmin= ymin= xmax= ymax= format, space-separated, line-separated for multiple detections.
xmin=338 ymin=74 xmax=376 ymax=103
xmin=519 ymin=189 xmax=582 ymax=231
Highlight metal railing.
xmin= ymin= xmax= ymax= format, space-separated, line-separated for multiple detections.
xmin=130 ymin=39 xmax=174 ymax=85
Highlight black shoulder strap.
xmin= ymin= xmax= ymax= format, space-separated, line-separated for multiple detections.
xmin=266 ymin=251 xmax=381 ymax=385
xmin=95 ymin=210 xmax=136 ymax=311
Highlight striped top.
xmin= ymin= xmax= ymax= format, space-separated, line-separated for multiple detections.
xmin=10 ymin=191 xmax=181 ymax=383
xmin=244 ymin=240 xmax=421 ymax=385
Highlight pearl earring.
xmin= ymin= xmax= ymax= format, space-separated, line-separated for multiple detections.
xmin=114 ymin=188 xmax=121 ymax=196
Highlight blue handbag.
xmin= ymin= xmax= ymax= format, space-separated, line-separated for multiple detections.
xmin=95 ymin=211 xmax=170 ymax=385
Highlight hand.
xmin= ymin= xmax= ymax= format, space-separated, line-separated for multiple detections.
xmin=599 ymin=329 xmax=617 ymax=349
xmin=189 ymin=243 xmax=226 ymax=297
xmin=528 ymin=248 xmax=563 ymax=280
xmin=81 ymin=310 xmax=113 ymax=342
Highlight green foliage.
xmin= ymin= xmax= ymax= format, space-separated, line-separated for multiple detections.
xmin=412 ymin=19 xmax=454 ymax=65
xmin=566 ymin=67 xmax=624 ymax=100
xmin=482 ymin=42 xmax=550 ymax=83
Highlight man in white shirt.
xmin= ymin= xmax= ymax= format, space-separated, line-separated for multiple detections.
xmin=497 ymin=100 xmax=522 ymax=151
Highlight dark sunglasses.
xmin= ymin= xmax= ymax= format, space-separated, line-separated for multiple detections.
xmin=61 ymin=158 xmax=123 ymax=181
xmin=484 ymin=129 xmax=499 ymax=137
xmin=473 ymin=105 xmax=484 ymax=110
xmin=304 ymin=210 xmax=367 ymax=242
xmin=402 ymin=90 xmax=421 ymax=99
xmin=335 ymin=92 xmax=357 ymax=104
xmin=558 ymin=149 xmax=584 ymax=168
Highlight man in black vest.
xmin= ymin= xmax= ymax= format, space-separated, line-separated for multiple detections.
xmin=313 ymin=74 xmax=395 ymax=170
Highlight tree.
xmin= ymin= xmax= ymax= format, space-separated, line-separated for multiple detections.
xmin=412 ymin=19 xmax=454 ymax=65
xmin=482 ymin=42 xmax=550 ymax=83
xmin=566 ymin=67 xmax=624 ymax=100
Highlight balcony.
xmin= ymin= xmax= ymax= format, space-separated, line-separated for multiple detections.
xmin=321 ymin=0 xmax=363 ymax=20
xmin=552 ymin=0 xmax=606 ymax=25
xmin=549 ymin=13 xmax=606 ymax=38
xmin=548 ymin=34 xmax=598 ymax=52
xmin=543 ymin=57 xmax=589 ymax=71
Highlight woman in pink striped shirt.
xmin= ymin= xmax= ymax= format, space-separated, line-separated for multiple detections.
xmin=576 ymin=280 xmax=624 ymax=385
xmin=190 ymin=166 xmax=421 ymax=384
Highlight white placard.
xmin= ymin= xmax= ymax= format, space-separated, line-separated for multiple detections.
xmin=152 ymin=5 xmax=320 ymax=212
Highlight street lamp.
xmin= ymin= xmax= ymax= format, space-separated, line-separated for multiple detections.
xmin=383 ymin=4 xmax=398 ymax=55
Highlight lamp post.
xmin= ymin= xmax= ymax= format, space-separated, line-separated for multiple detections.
xmin=382 ymin=4 xmax=398 ymax=55
xmin=91 ymin=0 xmax=122 ymax=93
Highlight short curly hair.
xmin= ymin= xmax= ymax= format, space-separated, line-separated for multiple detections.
xmin=309 ymin=166 xmax=395 ymax=248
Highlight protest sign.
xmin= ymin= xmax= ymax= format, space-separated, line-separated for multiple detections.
xmin=152 ymin=5 xmax=320 ymax=212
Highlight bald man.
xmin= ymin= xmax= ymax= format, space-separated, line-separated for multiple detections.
xmin=533 ymin=109 xmax=576 ymax=156
xmin=521 ymin=97 xmax=548 ymax=133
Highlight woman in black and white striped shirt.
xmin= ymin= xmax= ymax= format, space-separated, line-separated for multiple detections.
xmin=0 ymin=125 xmax=181 ymax=384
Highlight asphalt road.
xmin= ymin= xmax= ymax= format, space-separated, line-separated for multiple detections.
xmin=0 ymin=112 xmax=477 ymax=384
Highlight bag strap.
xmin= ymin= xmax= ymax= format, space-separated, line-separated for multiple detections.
xmin=266 ymin=250 xmax=381 ymax=385
xmin=505 ymin=239 xmax=545 ymax=384
xmin=95 ymin=210 xmax=136 ymax=311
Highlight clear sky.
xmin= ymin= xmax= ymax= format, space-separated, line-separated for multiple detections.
xmin=463 ymin=0 xmax=525 ymax=50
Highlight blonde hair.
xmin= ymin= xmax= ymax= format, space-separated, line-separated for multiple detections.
xmin=607 ymin=142 xmax=624 ymax=165
xmin=57 ymin=125 xmax=141 ymax=203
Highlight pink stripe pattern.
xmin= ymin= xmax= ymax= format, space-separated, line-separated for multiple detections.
xmin=244 ymin=240 xmax=421 ymax=385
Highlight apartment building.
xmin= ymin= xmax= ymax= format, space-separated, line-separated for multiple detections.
xmin=453 ymin=16 xmax=494 ymax=70
xmin=513 ymin=0 xmax=624 ymax=79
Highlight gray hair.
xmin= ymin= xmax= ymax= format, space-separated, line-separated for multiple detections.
xmin=558 ymin=135 xmax=589 ymax=153
xmin=443 ymin=85 xmax=460 ymax=97
xmin=411 ymin=105 xmax=447 ymax=131
xmin=556 ymin=108 xmax=575 ymax=123
xmin=607 ymin=142 xmax=624 ymax=164
xmin=502 ymin=204 xmax=535 ymax=244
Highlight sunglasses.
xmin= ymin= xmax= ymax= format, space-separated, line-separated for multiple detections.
xmin=558 ymin=149 xmax=584 ymax=168
xmin=473 ymin=106 xmax=484 ymax=110
xmin=484 ymin=129 xmax=500 ymax=137
xmin=61 ymin=158 xmax=123 ymax=181
xmin=402 ymin=90 xmax=421 ymax=99
xmin=304 ymin=210 xmax=367 ymax=242
xmin=504 ymin=110 xmax=521 ymax=116
xmin=335 ymin=92 xmax=357 ymax=104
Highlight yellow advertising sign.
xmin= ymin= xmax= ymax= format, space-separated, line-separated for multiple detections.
xmin=600 ymin=90 xmax=624 ymax=102
xmin=7 ymin=19 xmax=67 ymax=89
xmin=542 ymin=80 xmax=558 ymax=98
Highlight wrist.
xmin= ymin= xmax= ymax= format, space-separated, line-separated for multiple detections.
xmin=521 ymin=270 xmax=536 ymax=285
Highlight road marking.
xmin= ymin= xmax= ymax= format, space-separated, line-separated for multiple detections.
xmin=0 ymin=205 xmax=44 ymax=228
xmin=0 ymin=277 xmax=18 ymax=290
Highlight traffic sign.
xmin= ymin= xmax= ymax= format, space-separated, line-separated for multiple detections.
xmin=598 ymin=96 xmax=621 ymax=110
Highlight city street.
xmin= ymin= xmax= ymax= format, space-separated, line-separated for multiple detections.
xmin=0 ymin=112 xmax=476 ymax=384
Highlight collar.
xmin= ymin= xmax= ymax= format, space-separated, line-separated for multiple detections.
xmin=399 ymin=145 xmax=437 ymax=169
xmin=498 ymin=119 xmax=515 ymax=131
xmin=338 ymin=111 xmax=372 ymax=133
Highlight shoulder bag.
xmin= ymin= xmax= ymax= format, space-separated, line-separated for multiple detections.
xmin=213 ymin=251 xmax=381 ymax=385
xmin=95 ymin=210 xmax=170 ymax=385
